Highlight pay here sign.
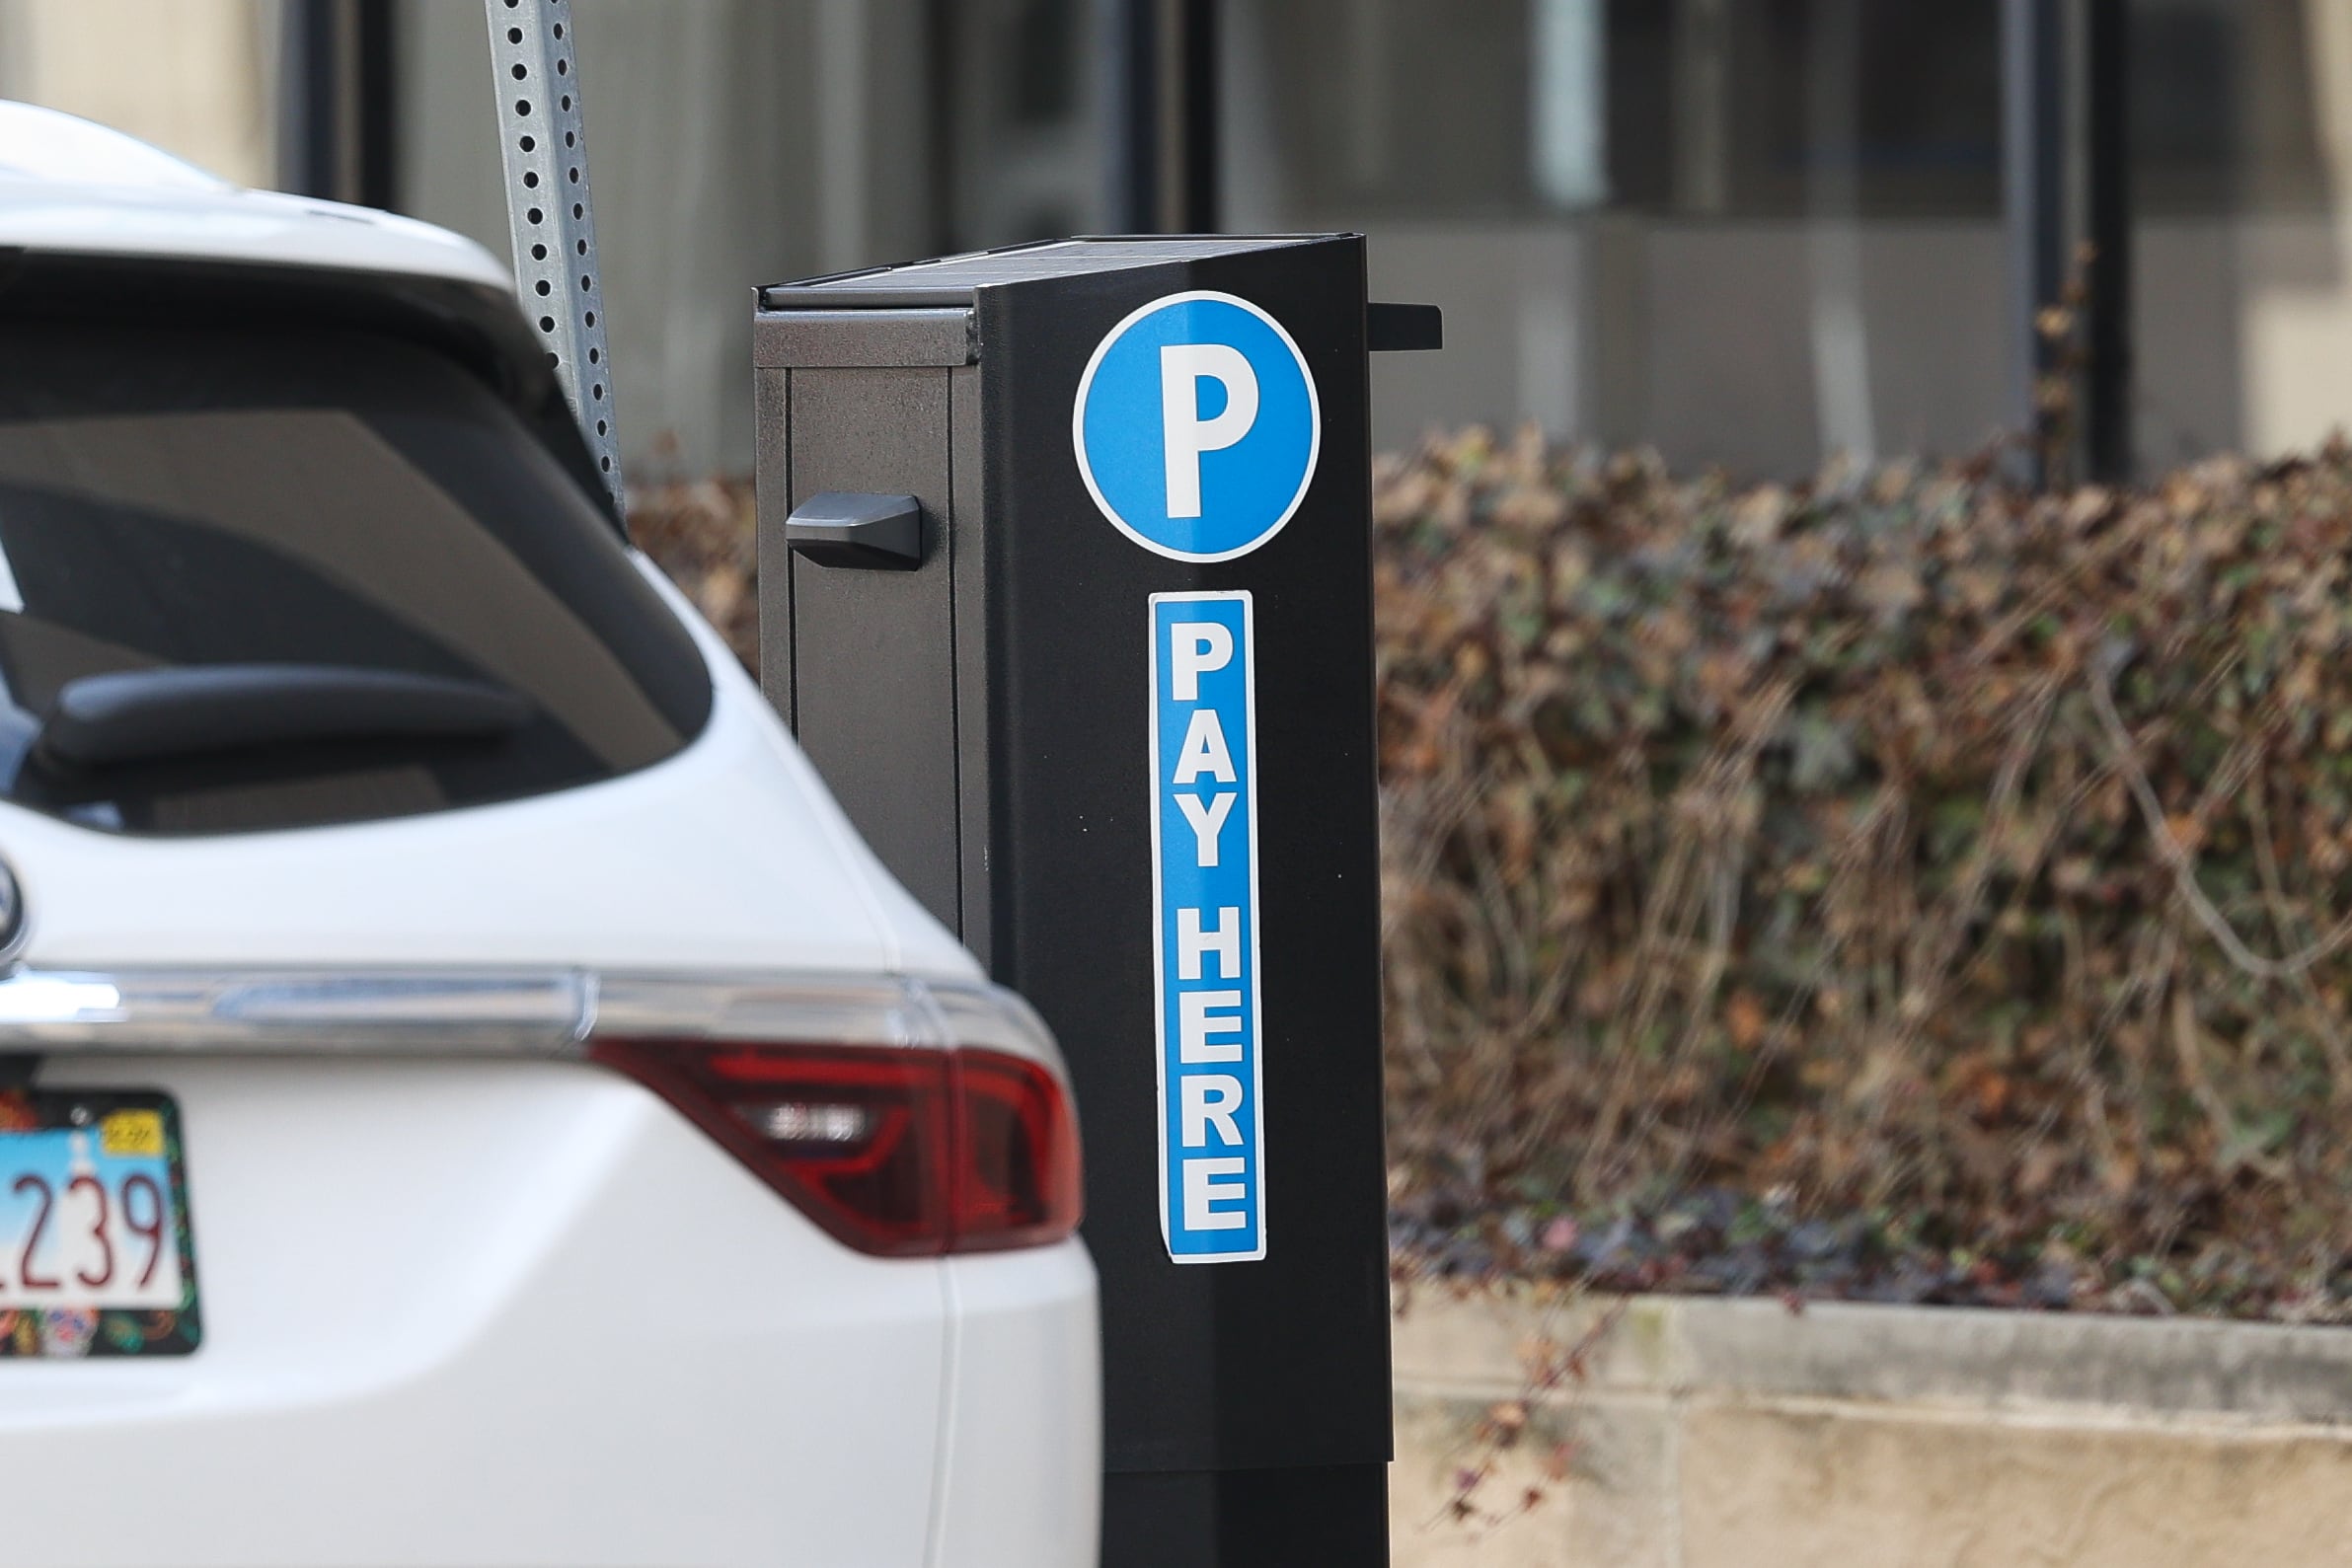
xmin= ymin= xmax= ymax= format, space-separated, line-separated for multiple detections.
xmin=1148 ymin=591 xmax=1265 ymax=1262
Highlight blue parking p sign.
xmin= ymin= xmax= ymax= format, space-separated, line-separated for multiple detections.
xmin=1074 ymin=291 xmax=1321 ymax=562
xmin=1149 ymin=591 xmax=1265 ymax=1262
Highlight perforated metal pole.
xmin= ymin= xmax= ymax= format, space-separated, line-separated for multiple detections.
xmin=485 ymin=0 xmax=623 ymax=510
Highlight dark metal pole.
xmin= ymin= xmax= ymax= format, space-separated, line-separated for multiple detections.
xmin=1105 ymin=0 xmax=1219 ymax=233
xmin=922 ymin=0 xmax=961 ymax=258
xmin=2002 ymin=0 xmax=2067 ymax=486
xmin=277 ymin=0 xmax=339 ymax=198
xmin=2084 ymin=0 xmax=2134 ymax=484
xmin=1174 ymin=0 xmax=1218 ymax=231
xmin=277 ymin=0 xmax=397 ymax=209
xmin=1103 ymin=0 xmax=1153 ymax=231
xmin=352 ymin=0 xmax=399 ymax=211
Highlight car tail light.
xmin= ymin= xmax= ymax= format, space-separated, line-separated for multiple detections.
xmin=949 ymin=1048 xmax=1086 ymax=1252
xmin=589 ymin=1036 xmax=1083 ymax=1257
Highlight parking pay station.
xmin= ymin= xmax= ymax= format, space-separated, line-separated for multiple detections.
xmin=755 ymin=237 xmax=1435 ymax=1565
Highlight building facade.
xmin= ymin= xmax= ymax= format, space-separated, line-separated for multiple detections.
xmin=4 ymin=0 xmax=2348 ymax=482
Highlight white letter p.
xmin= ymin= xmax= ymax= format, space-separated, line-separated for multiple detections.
xmin=1168 ymin=621 xmax=1233 ymax=702
xmin=1161 ymin=343 xmax=1258 ymax=519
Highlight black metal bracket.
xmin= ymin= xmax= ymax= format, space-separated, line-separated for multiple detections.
xmin=785 ymin=492 xmax=927 ymax=570
xmin=1368 ymin=302 xmax=1443 ymax=352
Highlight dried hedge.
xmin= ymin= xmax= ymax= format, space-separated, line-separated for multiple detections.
xmin=1374 ymin=430 xmax=2351 ymax=1319
xmin=636 ymin=432 xmax=2352 ymax=1321
xmin=629 ymin=479 xmax=757 ymax=662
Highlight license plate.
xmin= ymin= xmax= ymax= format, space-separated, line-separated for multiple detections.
xmin=0 ymin=1089 xmax=198 ymax=1358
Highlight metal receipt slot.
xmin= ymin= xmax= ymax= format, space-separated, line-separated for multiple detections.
xmin=753 ymin=236 xmax=1436 ymax=1567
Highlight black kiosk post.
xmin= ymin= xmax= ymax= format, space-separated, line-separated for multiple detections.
xmin=753 ymin=237 xmax=1436 ymax=1566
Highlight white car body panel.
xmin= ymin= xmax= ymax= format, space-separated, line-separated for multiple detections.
xmin=935 ymin=1250 xmax=1104 ymax=1568
xmin=0 ymin=102 xmax=510 ymax=289
xmin=0 ymin=100 xmax=1099 ymax=1568
xmin=9 ymin=1056 xmax=954 ymax=1568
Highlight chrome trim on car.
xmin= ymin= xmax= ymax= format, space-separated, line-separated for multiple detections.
xmin=0 ymin=966 xmax=1060 ymax=1068
xmin=587 ymin=974 xmax=926 ymax=1049
xmin=0 ymin=970 xmax=589 ymax=1053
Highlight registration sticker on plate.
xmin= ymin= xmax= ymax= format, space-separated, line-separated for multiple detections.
xmin=0 ymin=1089 xmax=199 ymax=1358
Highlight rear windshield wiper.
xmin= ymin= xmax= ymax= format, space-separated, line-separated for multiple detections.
xmin=33 ymin=665 xmax=531 ymax=771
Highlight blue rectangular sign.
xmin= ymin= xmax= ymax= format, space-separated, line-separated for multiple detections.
xmin=1149 ymin=590 xmax=1265 ymax=1262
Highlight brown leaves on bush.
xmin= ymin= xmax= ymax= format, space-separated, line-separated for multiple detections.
xmin=628 ymin=480 xmax=758 ymax=665
xmin=1377 ymin=428 xmax=2352 ymax=1320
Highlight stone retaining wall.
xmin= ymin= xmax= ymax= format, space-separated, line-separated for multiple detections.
xmin=1389 ymin=1294 xmax=2352 ymax=1567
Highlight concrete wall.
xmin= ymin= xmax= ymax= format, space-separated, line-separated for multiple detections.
xmin=1391 ymin=1293 xmax=2352 ymax=1567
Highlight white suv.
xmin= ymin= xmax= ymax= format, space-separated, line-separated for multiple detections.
xmin=0 ymin=104 xmax=1099 ymax=1567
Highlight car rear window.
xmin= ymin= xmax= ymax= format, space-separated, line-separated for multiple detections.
xmin=0 ymin=316 xmax=712 ymax=835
